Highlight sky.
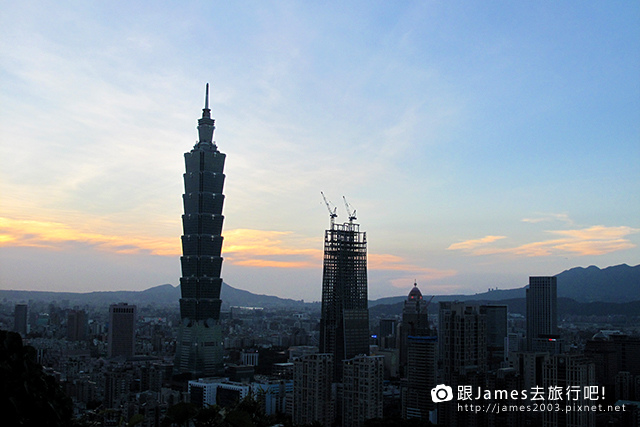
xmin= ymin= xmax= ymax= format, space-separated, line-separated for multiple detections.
xmin=1 ymin=1 xmax=639 ymax=301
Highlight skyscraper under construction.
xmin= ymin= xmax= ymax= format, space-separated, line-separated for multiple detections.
xmin=175 ymin=85 xmax=226 ymax=377
xmin=319 ymin=201 xmax=370 ymax=381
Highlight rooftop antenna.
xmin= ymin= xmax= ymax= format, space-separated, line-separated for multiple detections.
xmin=205 ymin=83 xmax=209 ymax=109
xmin=343 ymin=196 xmax=357 ymax=223
xmin=321 ymin=191 xmax=338 ymax=228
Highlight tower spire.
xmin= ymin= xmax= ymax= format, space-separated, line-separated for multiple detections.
xmin=202 ymin=83 xmax=211 ymax=119
xmin=205 ymin=83 xmax=209 ymax=110
xmin=197 ymin=83 xmax=215 ymax=147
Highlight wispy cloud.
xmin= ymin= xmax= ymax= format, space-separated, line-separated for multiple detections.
xmin=448 ymin=225 xmax=639 ymax=257
xmin=1 ymin=216 xmax=455 ymax=287
xmin=223 ymin=229 xmax=322 ymax=268
xmin=0 ymin=217 xmax=178 ymax=256
xmin=369 ymin=253 xmax=457 ymax=289
xmin=521 ymin=213 xmax=573 ymax=225
xmin=447 ymin=235 xmax=506 ymax=251
xmin=0 ymin=218 xmax=322 ymax=265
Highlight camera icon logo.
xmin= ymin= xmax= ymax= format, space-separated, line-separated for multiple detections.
xmin=431 ymin=384 xmax=453 ymax=402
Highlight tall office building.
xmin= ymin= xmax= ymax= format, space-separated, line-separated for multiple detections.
xmin=438 ymin=301 xmax=487 ymax=426
xmin=543 ymin=354 xmax=596 ymax=427
xmin=402 ymin=283 xmax=430 ymax=335
xmin=526 ymin=276 xmax=558 ymax=352
xmin=319 ymin=221 xmax=369 ymax=381
xmin=67 ymin=309 xmax=87 ymax=341
xmin=399 ymin=283 xmax=430 ymax=375
xmin=585 ymin=333 xmax=640 ymax=399
xmin=401 ymin=336 xmax=437 ymax=421
xmin=108 ymin=303 xmax=136 ymax=358
xmin=175 ymin=85 xmax=226 ymax=377
xmin=479 ymin=304 xmax=508 ymax=370
xmin=438 ymin=301 xmax=488 ymax=378
xmin=293 ymin=353 xmax=335 ymax=427
xmin=104 ymin=369 xmax=132 ymax=408
xmin=378 ymin=318 xmax=397 ymax=350
xmin=14 ymin=303 xmax=28 ymax=336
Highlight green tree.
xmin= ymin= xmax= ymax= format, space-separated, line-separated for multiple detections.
xmin=193 ymin=404 xmax=225 ymax=427
xmin=0 ymin=330 xmax=75 ymax=427
xmin=128 ymin=413 xmax=145 ymax=427
xmin=165 ymin=395 xmax=294 ymax=427
xmin=363 ymin=417 xmax=434 ymax=427
xmin=161 ymin=402 xmax=199 ymax=427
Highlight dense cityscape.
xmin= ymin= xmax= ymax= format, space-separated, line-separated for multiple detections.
xmin=2 ymin=270 xmax=640 ymax=426
xmin=1 ymin=89 xmax=639 ymax=427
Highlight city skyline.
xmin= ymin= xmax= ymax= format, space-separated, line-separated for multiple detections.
xmin=1 ymin=2 xmax=639 ymax=301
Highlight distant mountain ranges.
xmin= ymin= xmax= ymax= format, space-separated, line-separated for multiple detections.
xmin=370 ymin=263 xmax=640 ymax=307
xmin=369 ymin=263 xmax=640 ymax=318
xmin=0 ymin=282 xmax=310 ymax=311
xmin=1 ymin=264 xmax=638 ymax=316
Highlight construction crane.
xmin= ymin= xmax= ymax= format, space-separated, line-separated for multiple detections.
xmin=343 ymin=196 xmax=357 ymax=223
xmin=321 ymin=191 xmax=338 ymax=228
xmin=421 ymin=295 xmax=435 ymax=314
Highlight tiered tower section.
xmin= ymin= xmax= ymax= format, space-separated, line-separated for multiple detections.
xmin=175 ymin=84 xmax=226 ymax=377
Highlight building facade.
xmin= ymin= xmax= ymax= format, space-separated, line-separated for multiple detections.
xmin=585 ymin=333 xmax=640 ymax=400
xmin=175 ymin=85 xmax=226 ymax=377
xmin=342 ymin=355 xmax=384 ymax=427
xmin=543 ymin=354 xmax=596 ymax=427
xmin=438 ymin=301 xmax=488 ymax=379
xmin=526 ymin=276 xmax=558 ymax=352
xmin=438 ymin=301 xmax=487 ymax=426
xmin=479 ymin=304 xmax=508 ymax=371
xmin=399 ymin=283 xmax=430 ymax=375
xmin=189 ymin=377 xmax=292 ymax=415
xmin=67 ymin=309 xmax=87 ymax=341
xmin=293 ymin=353 xmax=335 ymax=427
xmin=14 ymin=303 xmax=28 ymax=336
xmin=401 ymin=336 xmax=437 ymax=420
xmin=319 ymin=221 xmax=369 ymax=381
xmin=108 ymin=303 xmax=136 ymax=358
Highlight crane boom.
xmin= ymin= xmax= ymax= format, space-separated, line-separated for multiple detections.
xmin=343 ymin=196 xmax=357 ymax=223
xmin=421 ymin=295 xmax=435 ymax=314
xmin=321 ymin=191 xmax=338 ymax=228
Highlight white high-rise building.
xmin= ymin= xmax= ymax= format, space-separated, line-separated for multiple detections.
xmin=293 ymin=353 xmax=335 ymax=427
xmin=342 ymin=355 xmax=384 ymax=427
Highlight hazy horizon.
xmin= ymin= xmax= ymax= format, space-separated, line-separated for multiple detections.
xmin=2 ymin=263 xmax=638 ymax=305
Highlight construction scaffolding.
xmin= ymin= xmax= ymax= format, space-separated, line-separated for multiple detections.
xmin=319 ymin=222 xmax=370 ymax=381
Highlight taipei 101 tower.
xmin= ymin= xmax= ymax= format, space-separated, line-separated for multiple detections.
xmin=175 ymin=84 xmax=226 ymax=377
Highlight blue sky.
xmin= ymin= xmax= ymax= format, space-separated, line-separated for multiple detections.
xmin=1 ymin=1 xmax=638 ymax=301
